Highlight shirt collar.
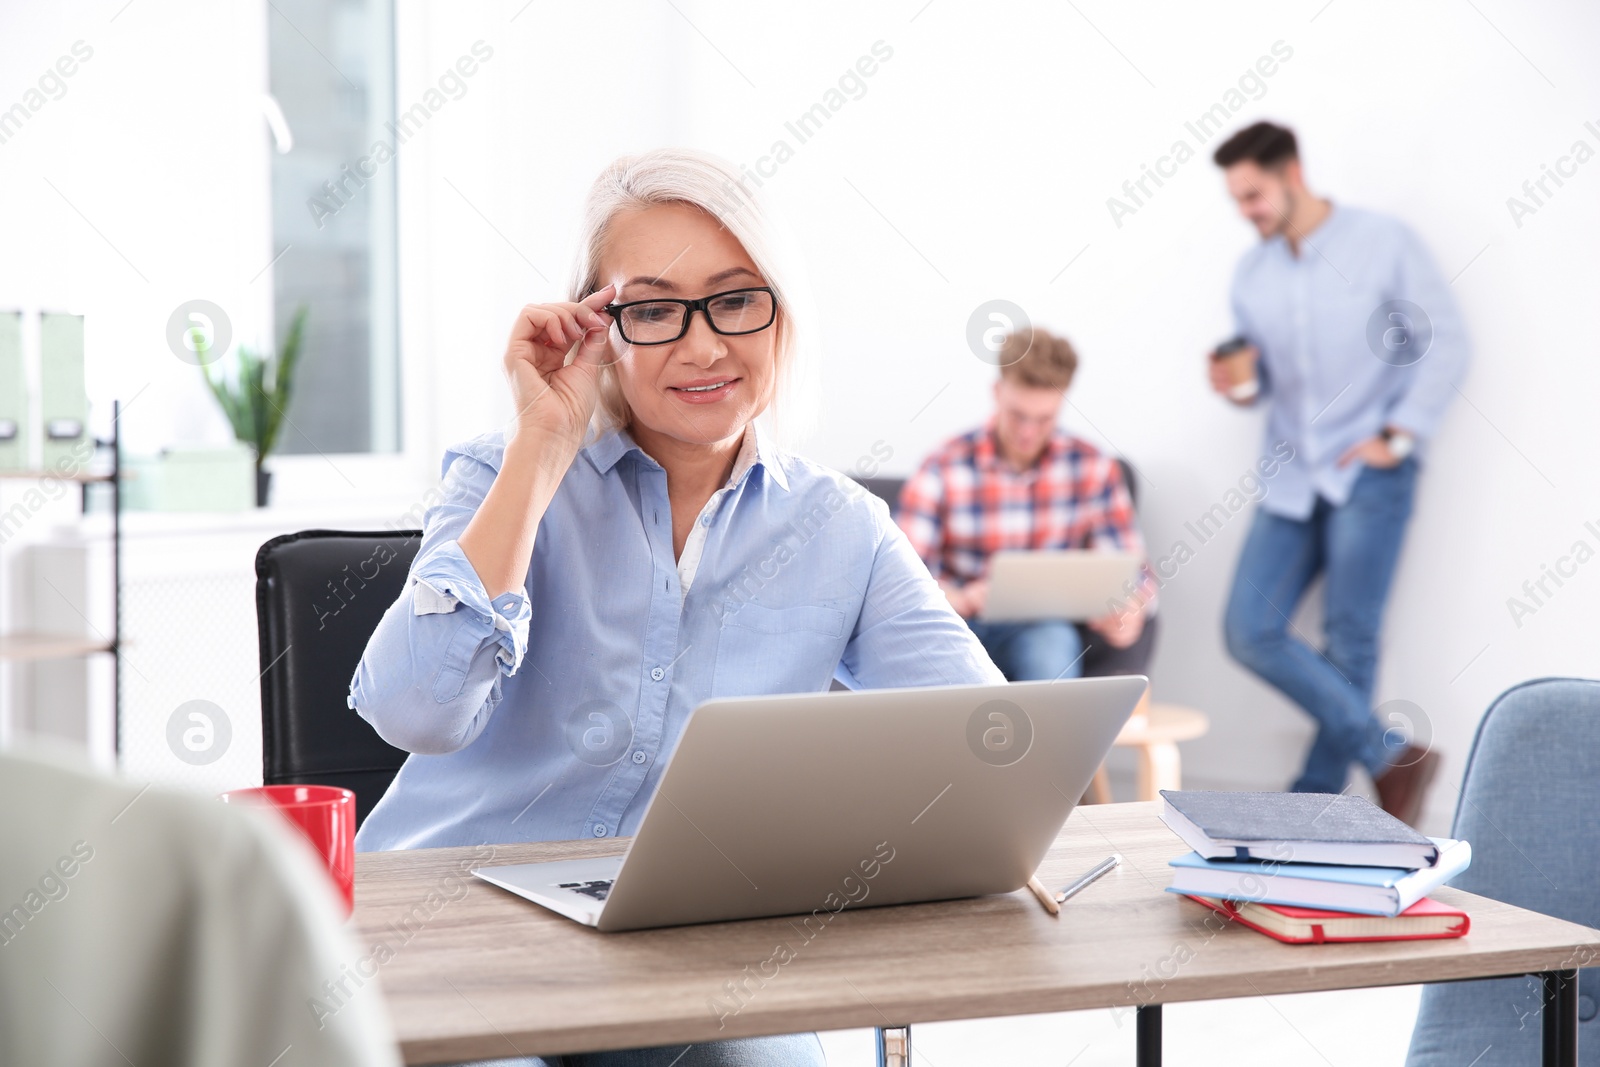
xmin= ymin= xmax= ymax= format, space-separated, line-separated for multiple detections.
xmin=581 ymin=421 xmax=790 ymax=492
xmin=1271 ymin=199 xmax=1341 ymax=258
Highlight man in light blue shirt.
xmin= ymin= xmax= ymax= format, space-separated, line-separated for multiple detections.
xmin=1208 ymin=122 xmax=1469 ymax=824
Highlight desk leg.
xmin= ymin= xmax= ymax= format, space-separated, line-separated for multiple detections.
xmin=876 ymin=1025 xmax=910 ymax=1067
xmin=1542 ymin=969 xmax=1577 ymax=1066
xmin=1136 ymin=1004 xmax=1161 ymax=1067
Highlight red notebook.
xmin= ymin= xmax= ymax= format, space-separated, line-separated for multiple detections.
xmin=1185 ymin=893 xmax=1470 ymax=944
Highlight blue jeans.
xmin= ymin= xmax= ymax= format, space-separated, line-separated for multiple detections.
xmin=1223 ymin=460 xmax=1417 ymax=793
xmin=462 ymin=1033 xmax=827 ymax=1067
xmin=966 ymin=619 xmax=1085 ymax=681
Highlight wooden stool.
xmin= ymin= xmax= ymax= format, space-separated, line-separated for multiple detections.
xmin=1088 ymin=700 xmax=1210 ymax=803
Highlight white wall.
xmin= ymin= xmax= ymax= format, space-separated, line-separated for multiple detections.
xmin=398 ymin=0 xmax=1600 ymax=832
xmin=4 ymin=0 xmax=1598 ymax=832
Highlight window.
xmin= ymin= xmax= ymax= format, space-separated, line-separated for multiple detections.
xmin=266 ymin=0 xmax=399 ymax=455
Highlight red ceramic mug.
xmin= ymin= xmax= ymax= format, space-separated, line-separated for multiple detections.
xmin=220 ymin=784 xmax=356 ymax=917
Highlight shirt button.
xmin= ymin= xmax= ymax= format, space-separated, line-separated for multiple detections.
xmin=700 ymin=515 xmax=711 ymax=527
xmin=650 ymin=666 xmax=665 ymax=681
xmin=593 ymin=824 xmax=608 ymax=838
xmin=632 ymin=750 xmax=647 ymax=764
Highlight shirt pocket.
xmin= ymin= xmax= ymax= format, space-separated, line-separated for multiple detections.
xmin=712 ymin=603 xmax=848 ymax=697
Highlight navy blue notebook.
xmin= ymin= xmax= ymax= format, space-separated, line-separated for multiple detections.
xmin=1160 ymin=789 xmax=1440 ymax=869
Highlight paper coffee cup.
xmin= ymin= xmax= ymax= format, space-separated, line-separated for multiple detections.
xmin=1213 ymin=342 xmax=1258 ymax=401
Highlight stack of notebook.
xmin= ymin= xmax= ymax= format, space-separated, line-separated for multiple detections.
xmin=1159 ymin=789 xmax=1473 ymax=944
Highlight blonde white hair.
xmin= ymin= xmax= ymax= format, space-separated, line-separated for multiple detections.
xmin=568 ymin=148 xmax=819 ymax=446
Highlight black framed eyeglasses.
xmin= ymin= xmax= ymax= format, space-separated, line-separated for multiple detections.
xmin=602 ymin=286 xmax=776 ymax=346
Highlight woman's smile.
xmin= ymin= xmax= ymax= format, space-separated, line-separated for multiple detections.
xmin=667 ymin=376 xmax=740 ymax=403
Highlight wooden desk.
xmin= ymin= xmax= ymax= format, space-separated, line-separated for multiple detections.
xmin=354 ymin=802 xmax=1599 ymax=1066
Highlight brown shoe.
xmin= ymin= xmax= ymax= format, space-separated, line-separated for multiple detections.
xmin=1375 ymin=746 xmax=1441 ymax=827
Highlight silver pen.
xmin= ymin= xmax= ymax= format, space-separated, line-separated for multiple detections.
xmin=1055 ymin=854 xmax=1121 ymax=904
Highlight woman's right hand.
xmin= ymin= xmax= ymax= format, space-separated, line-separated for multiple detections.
xmin=503 ymin=284 xmax=618 ymax=452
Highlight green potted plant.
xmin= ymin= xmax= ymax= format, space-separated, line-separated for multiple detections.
xmin=194 ymin=305 xmax=308 ymax=507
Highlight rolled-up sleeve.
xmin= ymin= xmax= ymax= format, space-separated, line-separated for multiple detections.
xmin=838 ymin=503 xmax=1004 ymax=690
xmin=348 ymin=444 xmax=533 ymax=755
xmin=409 ymin=539 xmax=532 ymax=672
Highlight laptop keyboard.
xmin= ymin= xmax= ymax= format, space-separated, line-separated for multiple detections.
xmin=556 ymin=879 xmax=614 ymax=901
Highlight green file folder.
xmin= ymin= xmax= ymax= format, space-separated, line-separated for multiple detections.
xmin=0 ymin=311 xmax=23 ymax=470
xmin=39 ymin=311 xmax=88 ymax=471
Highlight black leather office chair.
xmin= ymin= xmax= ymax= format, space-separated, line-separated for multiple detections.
xmin=255 ymin=529 xmax=420 ymax=828
xmin=1118 ymin=458 xmax=1138 ymax=508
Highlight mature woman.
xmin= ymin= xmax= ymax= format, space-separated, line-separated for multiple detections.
xmin=350 ymin=149 xmax=1002 ymax=1067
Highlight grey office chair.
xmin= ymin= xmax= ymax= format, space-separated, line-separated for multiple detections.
xmin=1405 ymin=677 xmax=1600 ymax=1066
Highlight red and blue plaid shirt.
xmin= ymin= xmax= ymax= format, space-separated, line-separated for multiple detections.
xmin=896 ymin=423 xmax=1149 ymax=594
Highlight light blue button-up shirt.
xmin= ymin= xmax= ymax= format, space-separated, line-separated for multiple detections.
xmin=350 ymin=425 xmax=1003 ymax=852
xmin=1230 ymin=204 xmax=1470 ymax=519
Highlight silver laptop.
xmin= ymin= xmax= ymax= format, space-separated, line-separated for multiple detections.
xmin=981 ymin=549 xmax=1143 ymax=622
xmin=472 ymin=676 xmax=1146 ymax=931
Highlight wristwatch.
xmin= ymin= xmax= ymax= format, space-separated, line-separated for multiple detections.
xmin=1381 ymin=426 xmax=1415 ymax=460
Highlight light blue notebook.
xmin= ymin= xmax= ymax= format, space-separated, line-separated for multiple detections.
xmin=1165 ymin=838 xmax=1472 ymax=917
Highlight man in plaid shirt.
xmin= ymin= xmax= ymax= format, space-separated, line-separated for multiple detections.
xmin=897 ymin=327 xmax=1156 ymax=682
